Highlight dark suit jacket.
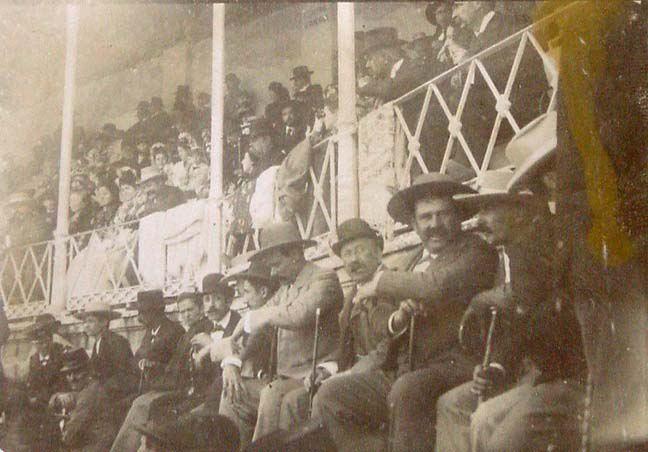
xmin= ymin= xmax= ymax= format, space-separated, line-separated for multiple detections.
xmin=134 ymin=316 xmax=185 ymax=389
xmin=377 ymin=233 xmax=498 ymax=374
xmin=88 ymin=330 xmax=138 ymax=398
xmin=336 ymin=277 xmax=399 ymax=372
xmin=27 ymin=341 xmax=66 ymax=406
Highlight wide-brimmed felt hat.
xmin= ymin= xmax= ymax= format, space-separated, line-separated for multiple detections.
xmin=135 ymin=289 xmax=165 ymax=312
xmin=290 ymin=65 xmax=314 ymax=80
xmin=387 ymin=172 xmax=476 ymax=224
xmin=357 ymin=27 xmax=403 ymax=58
xmin=453 ymin=170 xmax=533 ymax=215
xmin=250 ymin=222 xmax=316 ymax=262
xmin=201 ymin=273 xmax=234 ymax=300
xmin=506 ymin=112 xmax=557 ymax=192
xmin=27 ymin=313 xmax=61 ymax=340
xmin=60 ymin=347 xmax=90 ymax=373
xmin=134 ymin=419 xmax=177 ymax=447
xmin=221 ymin=261 xmax=277 ymax=290
xmin=73 ymin=301 xmax=121 ymax=320
xmin=331 ymin=218 xmax=384 ymax=256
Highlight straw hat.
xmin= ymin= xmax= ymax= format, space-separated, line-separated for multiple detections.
xmin=73 ymin=301 xmax=121 ymax=320
xmin=250 ymin=222 xmax=316 ymax=262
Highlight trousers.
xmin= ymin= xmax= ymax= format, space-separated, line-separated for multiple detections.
xmin=218 ymin=377 xmax=302 ymax=449
xmin=313 ymin=351 xmax=474 ymax=452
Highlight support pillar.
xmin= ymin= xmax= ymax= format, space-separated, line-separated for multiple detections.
xmin=51 ymin=4 xmax=80 ymax=314
xmin=336 ymin=3 xmax=359 ymax=221
xmin=207 ymin=3 xmax=225 ymax=272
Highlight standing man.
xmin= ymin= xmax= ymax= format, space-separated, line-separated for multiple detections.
xmin=134 ymin=290 xmax=185 ymax=393
xmin=313 ymin=173 xmax=498 ymax=452
xmin=290 ymin=65 xmax=324 ymax=127
xmin=219 ymin=221 xmax=343 ymax=448
xmin=74 ymin=301 xmax=138 ymax=400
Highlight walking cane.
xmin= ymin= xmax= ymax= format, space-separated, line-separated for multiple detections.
xmin=477 ymin=307 xmax=498 ymax=406
xmin=308 ymin=308 xmax=322 ymax=415
xmin=137 ymin=365 xmax=146 ymax=395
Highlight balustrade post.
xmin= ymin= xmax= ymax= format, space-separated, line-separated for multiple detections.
xmin=207 ymin=3 xmax=225 ymax=272
xmin=336 ymin=2 xmax=359 ymax=222
xmin=51 ymin=4 xmax=80 ymax=314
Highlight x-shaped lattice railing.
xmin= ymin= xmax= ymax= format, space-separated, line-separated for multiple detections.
xmin=0 ymin=241 xmax=53 ymax=309
xmin=295 ymin=137 xmax=338 ymax=239
xmin=390 ymin=25 xmax=559 ymax=190
xmin=66 ymin=223 xmax=143 ymax=298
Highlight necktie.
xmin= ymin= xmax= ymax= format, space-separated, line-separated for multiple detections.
xmin=496 ymin=246 xmax=512 ymax=289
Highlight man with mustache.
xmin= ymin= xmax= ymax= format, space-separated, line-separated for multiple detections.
xmin=276 ymin=219 xmax=400 ymax=432
xmin=313 ymin=173 xmax=498 ymax=452
xmin=434 ymin=169 xmax=556 ymax=452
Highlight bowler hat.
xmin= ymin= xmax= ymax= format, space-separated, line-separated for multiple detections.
xmin=290 ymin=66 xmax=314 ymax=80
xmin=505 ymin=112 xmax=557 ymax=192
xmin=268 ymin=81 xmax=283 ymax=93
xmin=387 ymin=172 xmax=475 ymax=224
xmin=202 ymin=273 xmax=234 ymax=300
xmin=60 ymin=347 xmax=90 ymax=373
xmin=221 ymin=261 xmax=278 ymax=291
xmin=425 ymin=1 xmax=455 ymax=26
xmin=330 ymin=218 xmax=383 ymax=256
xmin=453 ymin=171 xmax=532 ymax=215
xmin=73 ymin=301 xmax=121 ymax=320
xmin=250 ymin=222 xmax=316 ymax=262
xmin=27 ymin=313 xmax=61 ymax=340
xmin=136 ymin=289 xmax=165 ymax=312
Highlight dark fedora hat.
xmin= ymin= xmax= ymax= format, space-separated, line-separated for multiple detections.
xmin=290 ymin=65 xmax=314 ymax=80
xmin=135 ymin=289 xmax=165 ymax=312
xmin=60 ymin=347 xmax=90 ymax=374
xmin=387 ymin=172 xmax=476 ymax=224
xmin=202 ymin=273 xmax=234 ymax=300
xmin=221 ymin=261 xmax=277 ymax=290
xmin=331 ymin=218 xmax=384 ymax=256
xmin=250 ymin=222 xmax=316 ymax=262
xmin=425 ymin=1 xmax=455 ymax=26
xmin=27 ymin=313 xmax=61 ymax=340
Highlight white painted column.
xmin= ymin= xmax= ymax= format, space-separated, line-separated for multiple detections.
xmin=207 ymin=3 xmax=225 ymax=271
xmin=51 ymin=4 xmax=80 ymax=313
xmin=336 ymin=3 xmax=359 ymax=221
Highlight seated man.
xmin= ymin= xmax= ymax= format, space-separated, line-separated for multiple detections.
xmin=435 ymin=178 xmax=555 ymax=452
xmin=193 ymin=262 xmax=277 ymax=416
xmin=313 ymin=173 xmax=498 ymax=452
xmin=49 ymin=347 xmax=120 ymax=452
xmin=74 ymin=301 xmax=138 ymax=401
xmin=279 ymin=219 xmax=400 ymax=430
xmin=134 ymin=289 xmax=185 ymax=393
xmin=110 ymin=291 xmax=214 ymax=452
xmin=219 ymin=221 xmax=343 ymax=449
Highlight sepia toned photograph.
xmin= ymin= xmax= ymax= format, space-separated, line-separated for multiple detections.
xmin=0 ymin=1 xmax=646 ymax=451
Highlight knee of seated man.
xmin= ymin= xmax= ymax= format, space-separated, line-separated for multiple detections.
xmin=387 ymin=373 xmax=422 ymax=409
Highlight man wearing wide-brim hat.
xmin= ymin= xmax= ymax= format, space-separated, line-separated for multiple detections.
xmin=290 ymin=65 xmax=324 ymax=126
xmin=5 ymin=190 xmax=50 ymax=247
xmin=133 ymin=289 xmax=185 ymax=391
xmin=435 ymin=170 xmax=556 ymax=452
xmin=313 ymin=172 xmax=498 ymax=452
xmin=74 ymin=301 xmax=138 ymax=400
xmin=135 ymin=166 xmax=185 ymax=219
xmin=218 ymin=221 xmax=343 ymax=448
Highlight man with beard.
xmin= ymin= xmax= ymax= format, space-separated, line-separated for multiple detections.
xmin=218 ymin=221 xmax=343 ymax=449
xmin=312 ymin=173 xmax=498 ymax=452
xmin=110 ymin=292 xmax=213 ymax=452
